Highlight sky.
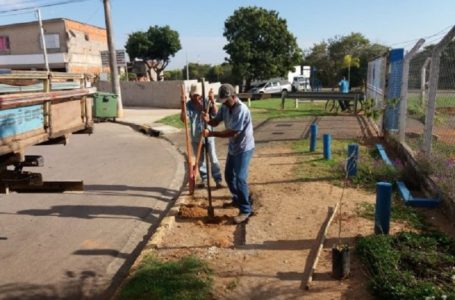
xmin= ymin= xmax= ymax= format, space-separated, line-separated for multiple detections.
xmin=0 ymin=0 xmax=454 ymax=70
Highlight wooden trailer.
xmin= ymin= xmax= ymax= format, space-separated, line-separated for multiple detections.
xmin=0 ymin=71 xmax=95 ymax=193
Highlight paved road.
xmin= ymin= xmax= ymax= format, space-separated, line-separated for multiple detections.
xmin=0 ymin=123 xmax=184 ymax=299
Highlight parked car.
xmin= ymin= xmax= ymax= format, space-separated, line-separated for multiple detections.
xmin=251 ymin=79 xmax=292 ymax=94
xmin=292 ymin=76 xmax=311 ymax=92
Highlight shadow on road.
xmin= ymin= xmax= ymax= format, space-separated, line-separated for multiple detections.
xmin=83 ymin=184 xmax=179 ymax=202
xmin=0 ymin=271 xmax=105 ymax=300
xmin=16 ymin=205 xmax=162 ymax=222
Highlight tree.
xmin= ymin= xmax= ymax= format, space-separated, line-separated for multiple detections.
xmin=223 ymin=6 xmax=303 ymax=89
xmin=164 ymin=69 xmax=183 ymax=80
xmin=125 ymin=25 xmax=181 ymax=81
xmin=342 ymin=54 xmax=360 ymax=83
xmin=305 ymin=33 xmax=388 ymax=88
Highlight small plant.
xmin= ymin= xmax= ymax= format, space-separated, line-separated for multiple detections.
xmin=363 ymin=98 xmax=382 ymax=120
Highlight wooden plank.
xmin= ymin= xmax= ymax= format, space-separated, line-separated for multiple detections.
xmin=0 ymin=88 xmax=96 ymax=109
xmin=302 ymin=201 xmax=340 ymax=290
xmin=50 ymin=100 xmax=84 ymax=135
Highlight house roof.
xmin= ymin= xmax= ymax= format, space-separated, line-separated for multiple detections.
xmin=0 ymin=18 xmax=105 ymax=31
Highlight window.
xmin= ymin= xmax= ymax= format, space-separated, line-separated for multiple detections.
xmin=0 ymin=36 xmax=10 ymax=51
xmin=40 ymin=33 xmax=60 ymax=49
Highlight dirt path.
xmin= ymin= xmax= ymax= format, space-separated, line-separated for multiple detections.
xmin=146 ymin=141 xmax=415 ymax=299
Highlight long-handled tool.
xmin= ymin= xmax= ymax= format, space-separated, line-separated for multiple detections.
xmin=193 ymin=98 xmax=212 ymax=181
xmin=180 ymin=84 xmax=196 ymax=194
xmin=201 ymin=78 xmax=215 ymax=218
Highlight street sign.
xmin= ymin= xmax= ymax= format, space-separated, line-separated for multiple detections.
xmin=101 ymin=50 xmax=127 ymax=67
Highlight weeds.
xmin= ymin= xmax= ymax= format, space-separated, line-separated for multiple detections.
xmin=356 ymin=195 xmax=427 ymax=229
xmin=357 ymin=232 xmax=455 ymax=300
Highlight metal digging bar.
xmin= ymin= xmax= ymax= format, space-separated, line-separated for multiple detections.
xmin=201 ymin=78 xmax=215 ymax=218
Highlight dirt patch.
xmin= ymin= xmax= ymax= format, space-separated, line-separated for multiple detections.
xmin=143 ymin=141 xmax=436 ymax=299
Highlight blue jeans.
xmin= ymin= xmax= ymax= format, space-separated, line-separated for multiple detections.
xmin=225 ymin=149 xmax=254 ymax=214
xmin=192 ymin=137 xmax=222 ymax=183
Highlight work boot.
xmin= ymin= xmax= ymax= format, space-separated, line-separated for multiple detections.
xmin=234 ymin=213 xmax=251 ymax=224
xmin=222 ymin=201 xmax=239 ymax=208
xmin=197 ymin=180 xmax=207 ymax=188
xmin=215 ymin=181 xmax=225 ymax=189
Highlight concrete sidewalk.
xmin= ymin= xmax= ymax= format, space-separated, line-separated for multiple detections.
xmin=117 ymin=107 xmax=181 ymax=135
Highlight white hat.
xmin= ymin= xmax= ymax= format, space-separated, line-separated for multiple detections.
xmin=189 ymin=84 xmax=201 ymax=96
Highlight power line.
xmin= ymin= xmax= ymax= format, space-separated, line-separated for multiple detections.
xmin=388 ymin=24 xmax=453 ymax=47
xmin=0 ymin=0 xmax=91 ymax=14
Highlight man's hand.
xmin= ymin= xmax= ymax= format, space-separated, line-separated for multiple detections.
xmin=208 ymin=88 xmax=215 ymax=103
xmin=202 ymin=129 xmax=211 ymax=138
xmin=201 ymin=112 xmax=210 ymax=123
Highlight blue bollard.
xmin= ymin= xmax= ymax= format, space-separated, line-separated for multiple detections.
xmin=323 ymin=134 xmax=332 ymax=160
xmin=347 ymin=144 xmax=359 ymax=177
xmin=374 ymin=182 xmax=393 ymax=234
xmin=310 ymin=123 xmax=318 ymax=152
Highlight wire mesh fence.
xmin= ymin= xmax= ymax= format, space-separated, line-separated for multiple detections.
xmin=405 ymin=35 xmax=455 ymax=160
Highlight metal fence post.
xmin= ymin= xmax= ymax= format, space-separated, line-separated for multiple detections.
xmin=422 ymin=26 xmax=455 ymax=154
xmin=420 ymin=57 xmax=431 ymax=111
xmin=398 ymin=39 xmax=425 ymax=143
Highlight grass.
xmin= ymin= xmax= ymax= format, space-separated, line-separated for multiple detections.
xmin=157 ymin=113 xmax=184 ymax=129
xmin=356 ymin=196 xmax=427 ymax=230
xmin=357 ymin=231 xmax=455 ymax=300
xmin=116 ymin=255 xmax=212 ymax=300
xmin=156 ymin=98 xmax=333 ymax=128
xmin=291 ymin=139 xmax=351 ymax=183
xmin=291 ymin=139 xmax=401 ymax=189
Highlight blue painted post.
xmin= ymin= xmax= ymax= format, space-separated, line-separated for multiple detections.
xmin=323 ymin=134 xmax=331 ymax=160
xmin=347 ymin=144 xmax=359 ymax=176
xmin=374 ymin=182 xmax=393 ymax=234
xmin=309 ymin=123 xmax=317 ymax=152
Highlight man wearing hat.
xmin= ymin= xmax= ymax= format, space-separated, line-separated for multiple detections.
xmin=181 ymin=84 xmax=223 ymax=188
xmin=202 ymin=83 xmax=255 ymax=224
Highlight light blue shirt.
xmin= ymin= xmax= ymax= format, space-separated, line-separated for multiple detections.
xmin=186 ymin=99 xmax=214 ymax=141
xmin=213 ymin=98 xmax=255 ymax=155
xmin=339 ymin=79 xmax=349 ymax=93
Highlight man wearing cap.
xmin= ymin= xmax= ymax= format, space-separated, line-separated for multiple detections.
xmin=202 ymin=83 xmax=255 ymax=224
xmin=181 ymin=84 xmax=223 ymax=188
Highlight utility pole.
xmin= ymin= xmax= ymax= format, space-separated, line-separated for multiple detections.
xmin=103 ymin=0 xmax=123 ymax=117
xmin=36 ymin=9 xmax=49 ymax=73
xmin=186 ymin=52 xmax=189 ymax=80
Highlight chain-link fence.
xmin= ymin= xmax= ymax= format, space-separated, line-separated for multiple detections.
xmin=366 ymin=57 xmax=387 ymax=132
xmin=405 ymin=35 xmax=455 ymax=160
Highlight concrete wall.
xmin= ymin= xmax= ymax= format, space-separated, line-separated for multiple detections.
xmin=0 ymin=19 xmax=66 ymax=55
xmin=97 ymin=80 xmax=222 ymax=109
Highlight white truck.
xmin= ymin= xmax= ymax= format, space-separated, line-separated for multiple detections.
xmin=288 ymin=65 xmax=311 ymax=92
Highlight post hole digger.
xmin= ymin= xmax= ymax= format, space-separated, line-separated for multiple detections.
xmin=180 ymin=82 xmax=216 ymax=218
xmin=201 ymin=78 xmax=215 ymax=218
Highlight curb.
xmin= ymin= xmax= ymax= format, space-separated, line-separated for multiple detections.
xmin=108 ymin=119 xmax=189 ymax=298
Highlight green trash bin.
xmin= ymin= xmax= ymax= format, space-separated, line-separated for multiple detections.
xmin=93 ymin=92 xmax=118 ymax=122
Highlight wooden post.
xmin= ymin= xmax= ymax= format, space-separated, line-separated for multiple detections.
xmin=420 ymin=57 xmax=431 ymax=111
xmin=247 ymin=97 xmax=251 ymax=107
xmin=295 ymin=98 xmax=299 ymax=109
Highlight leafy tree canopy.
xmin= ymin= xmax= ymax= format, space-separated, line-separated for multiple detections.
xmin=125 ymin=25 xmax=181 ymax=80
xmin=304 ymin=33 xmax=388 ymax=88
xmin=223 ymin=6 xmax=303 ymax=88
